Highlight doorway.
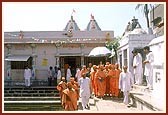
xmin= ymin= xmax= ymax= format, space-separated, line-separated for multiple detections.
xmin=60 ymin=56 xmax=81 ymax=77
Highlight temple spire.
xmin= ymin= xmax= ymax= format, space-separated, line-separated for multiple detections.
xmin=86 ymin=14 xmax=101 ymax=31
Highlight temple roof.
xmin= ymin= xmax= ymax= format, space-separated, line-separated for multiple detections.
xmin=64 ymin=16 xmax=80 ymax=31
xmin=86 ymin=14 xmax=101 ymax=31
xmin=4 ymin=31 xmax=114 ymax=43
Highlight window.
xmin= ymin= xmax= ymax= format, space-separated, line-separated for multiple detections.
xmin=11 ymin=57 xmax=32 ymax=69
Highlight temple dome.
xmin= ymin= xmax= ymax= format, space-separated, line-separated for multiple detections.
xmin=131 ymin=27 xmax=147 ymax=34
xmin=86 ymin=14 xmax=101 ymax=31
xmin=64 ymin=16 xmax=80 ymax=31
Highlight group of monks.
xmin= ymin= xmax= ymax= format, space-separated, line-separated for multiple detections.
xmin=56 ymin=77 xmax=79 ymax=111
xmin=56 ymin=62 xmax=122 ymax=111
xmin=90 ymin=62 xmax=122 ymax=98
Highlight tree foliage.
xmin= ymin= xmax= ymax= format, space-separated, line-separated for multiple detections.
xmin=135 ymin=4 xmax=153 ymax=28
xmin=105 ymin=37 xmax=121 ymax=61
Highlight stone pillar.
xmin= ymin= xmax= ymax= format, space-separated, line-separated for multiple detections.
xmin=121 ymin=50 xmax=124 ymax=69
xmin=81 ymin=57 xmax=84 ymax=67
xmin=80 ymin=44 xmax=85 ymax=66
xmin=55 ymin=43 xmax=61 ymax=68
xmin=30 ymin=43 xmax=37 ymax=80
xmin=6 ymin=44 xmax=12 ymax=80
xmin=128 ymin=47 xmax=134 ymax=73
xmin=31 ymin=55 xmax=37 ymax=80
xmin=6 ymin=61 xmax=11 ymax=80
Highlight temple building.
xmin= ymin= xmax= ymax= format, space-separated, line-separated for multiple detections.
xmin=4 ymin=15 xmax=114 ymax=81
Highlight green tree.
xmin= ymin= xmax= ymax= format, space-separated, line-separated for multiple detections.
xmin=106 ymin=37 xmax=121 ymax=62
xmin=135 ymin=4 xmax=153 ymax=28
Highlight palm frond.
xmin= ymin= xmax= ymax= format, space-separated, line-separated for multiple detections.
xmin=135 ymin=4 xmax=143 ymax=10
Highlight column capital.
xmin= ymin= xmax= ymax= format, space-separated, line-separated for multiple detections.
xmin=30 ymin=43 xmax=36 ymax=48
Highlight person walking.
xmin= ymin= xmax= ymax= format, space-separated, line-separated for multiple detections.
xmin=114 ymin=63 xmax=122 ymax=97
xmin=95 ymin=64 xmax=106 ymax=99
xmin=24 ymin=66 xmax=32 ymax=88
xmin=57 ymin=77 xmax=67 ymax=100
xmin=70 ymin=77 xmax=79 ymax=100
xmin=66 ymin=66 xmax=72 ymax=82
xmin=119 ymin=66 xmax=134 ymax=106
xmin=62 ymin=82 xmax=78 ymax=111
xmin=132 ymin=50 xmax=143 ymax=85
xmin=80 ymin=65 xmax=87 ymax=78
xmin=143 ymin=46 xmax=154 ymax=90
xmin=104 ymin=64 xmax=110 ymax=96
xmin=78 ymin=73 xmax=91 ymax=110
xmin=90 ymin=65 xmax=97 ymax=96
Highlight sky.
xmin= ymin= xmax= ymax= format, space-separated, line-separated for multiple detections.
xmin=2 ymin=2 xmax=155 ymax=37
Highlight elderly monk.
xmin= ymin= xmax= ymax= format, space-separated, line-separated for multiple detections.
xmin=70 ymin=77 xmax=79 ymax=100
xmin=115 ymin=63 xmax=122 ymax=97
xmin=56 ymin=77 xmax=67 ymax=100
xmin=62 ymin=82 xmax=78 ymax=111
xmin=95 ymin=64 xmax=106 ymax=98
xmin=90 ymin=65 xmax=97 ymax=96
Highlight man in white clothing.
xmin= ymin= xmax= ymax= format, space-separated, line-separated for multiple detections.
xmin=57 ymin=67 xmax=62 ymax=85
xmin=78 ymin=73 xmax=91 ymax=110
xmin=119 ymin=66 xmax=134 ymax=106
xmin=75 ymin=66 xmax=81 ymax=82
xmin=132 ymin=50 xmax=143 ymax=85
xmin=24 ymin=66 xmax=32 ymax=87
xmin=66 ymin=66 xmax=72 ymax=82
xmin=143 ymin=46 xmax=154 ymax=90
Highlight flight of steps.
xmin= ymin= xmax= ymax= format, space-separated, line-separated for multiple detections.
xmin=4 ymin=86 xmax=63 ymax=111
xmin=130 ymin=85 xmax=164 ymax=111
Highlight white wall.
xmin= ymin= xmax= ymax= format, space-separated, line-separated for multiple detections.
xmin=148 ymin=36 xmax=165 ymax=102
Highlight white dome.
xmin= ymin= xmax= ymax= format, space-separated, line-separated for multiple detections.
xmin=131 ymin=28 xmax=147 ymax=34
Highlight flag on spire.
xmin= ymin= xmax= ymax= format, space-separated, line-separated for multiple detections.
xmin=71 ymin=9 xmax=76 ymax=16
xmin=91 ymin=14 xmax=94 ymax=20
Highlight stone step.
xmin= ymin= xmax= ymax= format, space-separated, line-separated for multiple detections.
xmin=4 ymin=97 xmax=60 ymax=101
xmin=4 ymin=106 xmax=63 ymax=111
xmin=4 ymin=93 xmax=60 ymax=97
xmin=4 ymin=86 xmax=59 ymax=97
xmin=4 ymin=100 xmax=61 ymax=104
xmin=4 ymin=90 xmax=58 ymax=93
xmin=4 ymin=86 xmax=58 ymax=91
xmin=130 ymin=85 xmax=165 ymax=111
xmin=4 ymin=102 xmax=63 ymax=111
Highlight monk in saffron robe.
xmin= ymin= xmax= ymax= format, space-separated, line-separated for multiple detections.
xmin=104 ymin=65 xmax=110 ymax=95
xmin=114 ymin=63 xmax=122 ymax=97
xmin=56 ymin=77 xmax=67 ymax=100
xmin=90 ymin=65 xmax=97 ymax=96
xmin=95 ymin=65 xmax=106 ymax=98
xmin=70 ymin=77 xmax=79 ymax=100
xmin=62 ymin=82 xmax=78 ymax=111
xmin=80 ymin=65 xmax=87 ymax=78
xmin=107 ymin=64 xmax=116 ymax=96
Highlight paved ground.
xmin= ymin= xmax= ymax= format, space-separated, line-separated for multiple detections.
xmin=77 ymin=95 xmax=155 ymax=113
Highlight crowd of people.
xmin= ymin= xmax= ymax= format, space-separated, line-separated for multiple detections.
xmin=54 ymin=46 xmax=154 ymax=111
xmin=56 ymin=62 xmax=134 ymax=111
